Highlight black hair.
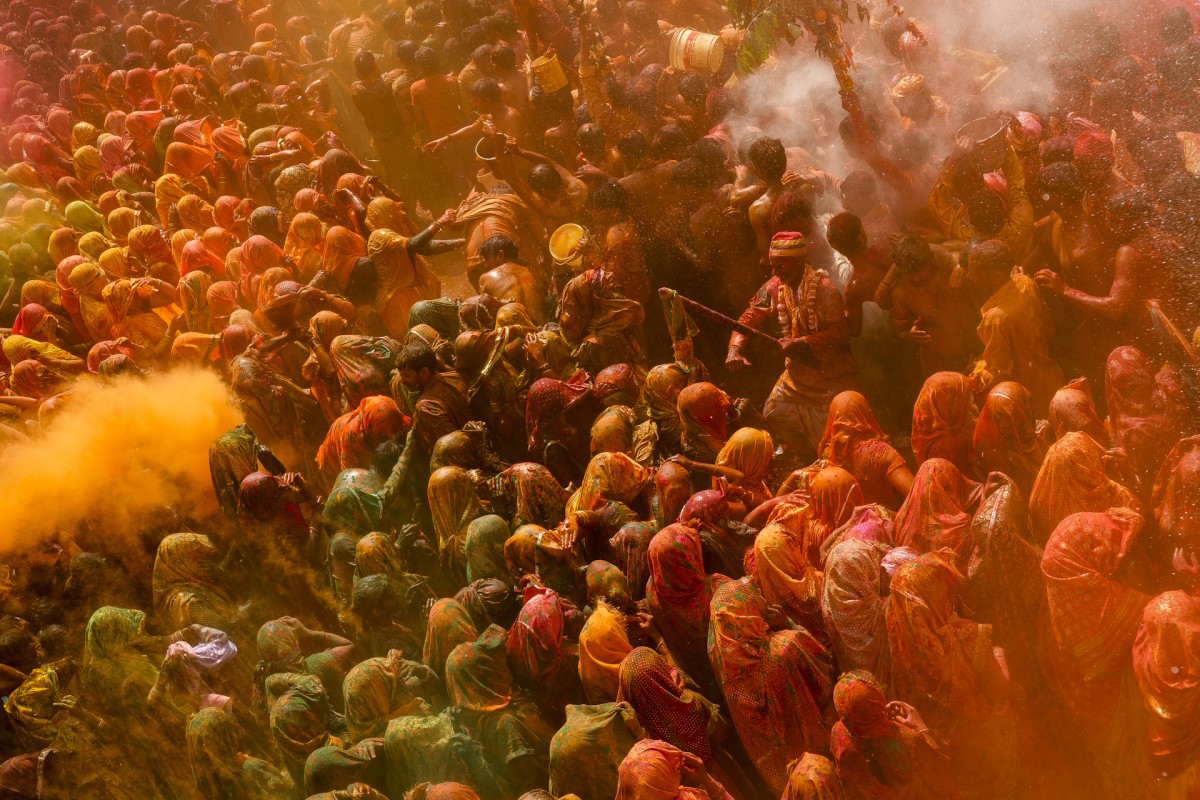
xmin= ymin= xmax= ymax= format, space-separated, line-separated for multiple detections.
xmin=353 ymin=48 xmax=376 ymax=78
xmin=372 ymin=440 xmax=402 ymax=474
xmin=617 ymin=131 xmax=648 ymax=162
xmin=968 ymin=239 xmax=1014 ymax=274
xmin=671 ymin=158 xmax=708 ymax=189
xmin=528 ymin=163 xmax=562 ymax=194
xmin=491 ymin=42 xmax=515 ymax=71
xmin=841 ymin=170 xmax=877 ymax=200
xmin=414 ymin=46 xmax=439 ymax=73
xmin=967 ymin=191 xmax=1006 ymax=237
xmin=480 ymin=233 xmax=519 ymax=261
xmin=826 ymin=212 xmax=866 ymax=254
xmin=398 ymin=341 xmax=438 ymax=373
xmin=469 ymin=76 xmax=501 ymax=104
xmin=1037 ymin=161 xmax=1086 ymax=203
xmin=679 ymin=72 xmax=709 ymax=105
xmin=748 ymin=136 xmax=787 ymax=181
xmin=892 ymin=233 xmax=932 ymax=274
xmin=589 ymin=181 xmax=630 ymax=215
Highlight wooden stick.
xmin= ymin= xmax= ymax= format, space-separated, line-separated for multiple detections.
xmin=658 ymin=288 xmax=782 ymax=350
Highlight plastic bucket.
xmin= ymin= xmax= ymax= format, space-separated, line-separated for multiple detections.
xmin=530 ymin=52 xmax=568 ymax=93
xmin=549 ymin=223 xmax=589 ymax=269
xmin=669 ymin=28 xmax=725 ymax=74
xmin=474 ymin=137 xmax=498 ymax=163
xmin=955 ymin=116 xmax=1009 ymax=174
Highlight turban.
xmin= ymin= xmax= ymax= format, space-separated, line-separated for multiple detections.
xmin=769 ymin=231 xmax=808 ymax=260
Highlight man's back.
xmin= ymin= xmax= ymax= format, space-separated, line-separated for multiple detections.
xmin=411 ymin=74 xmax=463 ymax=139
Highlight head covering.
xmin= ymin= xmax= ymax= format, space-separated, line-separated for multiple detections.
xmin=1073 ymin=131 xmax=1113 ymax=159
xmin=820 ymin=391 xmax=887 ymax=465
xmin=422 ymin=599 xmax=479 ymax=676
xmin=769 ymin=231 xmax=808 ymax=261
xmin=578 ymin=601 xmax=632 ymax=704
xmin=714 ymin=427 xmax=774 ymax=500
xmin=892 ymin=458 xmax=981 ymax=563
xmin=445 ymin=624 xmax=513 ymax=713
xmin=823 ymin=539 xmax=890 ymax=677
xmin=1048 ymin=378 xmax=1108 ymax=443
xmin=1105 ymin=346 xmax=1183 ymax=486
xmin=676 ymin=382 xmax=730 ymax=462
xmin=1028 ymin=431 xmax=1136 ymax=544
xmin=911 ymin=371 xmax=975 ymax=471
xmin=1132 ymin=591 xmax=1200 ymax=777
xmin=973 ymin=381 xmax=1045 ymax=494
xmin=615 ymin=739 xmax=707 ymax=800
xmin=617 ymin=648 xmax=712 ymax=759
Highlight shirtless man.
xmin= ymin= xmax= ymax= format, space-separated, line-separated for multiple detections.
xmin=1073 ymin=131 xmax=1134 ymax=216
xmin=885 ymin=234 xmax=978 ymax=377
xmin=616 ymin=131 xmax=679 ymax=238
xmin=492 ymin=143 xmax=589 ymax=231
xmin=477 ymin=234 xmax=546 ymax=323
xmin=1035 ymin=189 xmax=1169 ymax=354
xmin=744 ymin=137 xmax=790 ymax=268
xmin=410 ymin=47 xmax=467 ymax=198
xmin=826 ymin=213 xmax=893 ymax=337
xmin=587 ymin=182 xmax=650 ymax=305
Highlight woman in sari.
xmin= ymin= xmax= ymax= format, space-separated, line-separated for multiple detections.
xmin=2 ymin=334 xmax=85 ymax=379
xmin=82 ymin=607 xmax=162 ymax=715
xmin=972 ymin=381 xmax=1046 ymax=496
xmin=671 ymin=428 xmax=774 ymax=509
xmin=610 ymin=522 xmax=657 ymax=602
xmin=526 ymin=376 xmax=597 ymax=486
xmin=342 ymin=650 xmax=435 ymax=743
xmin=65 ymin=200 xmax=109 ymax=236
xmin=1154 ymin=436 xmax=1200 ymax=552
xmin=328 ymin=333 xmax=404 ymax=408
xmin=676 ymin=382 xmax=731 ymax=464
xmin=830 ymin=671 xmax=958 ymax=800
xmin=886 ymin=552 xmax=1019 ymax=799
xmin=321 ymin=225 xmax=367 ymax=292
xmin=366 ymin=225 xmax=443 ymax=340
xmin=1105 ymin=346 xmax=1189 ymax=490
xmin=636 ymin=362 xmax=690 ymax=458
xmin=1047 ymin=378 xmax=1109 ymax=443
xmin=503 ymin=525 xmax=585 ymax=603
xmin=807 ymin=467 xmax=867 ymax=553
xmin=753 ymin=509 xmax=825 ymax=634
xmin=617 ymin=647 xmax=721 ymax=762
xmin=154 ymin=173 xmax=190 ymax=228
xmin=239 ymin=234 xmax=287 ymax=309
xmin=1132 ymin=591 xmax=1200 ymax=799
xmin=423 ymin=599 xmax=479 ymax=677
xmin=963 ymin=475 xmax=1045 ymax=689
xmin=455 ymin=328 xmax=527 ymax=463
xmin=315 ymin=395 xmax=409 ymax=490
xmin=578 ymin=600 xmax=633 ymax=703
xmin=1040 ymin=509 xmax=1154 ymax=797
xmin=177 ymin=194 xmax=216 ymax=234
xmin=265 ymin=672 xmax=332 ymax=786
xmin=892 ymin=459 xmax=982 ymax=566
xmin=506 ymin=590 xmax=585 ymax=721
xmin=444 ymin=625 xmax=556 ymax=794
xmin=152 ymin=533 xmax=238 ymax=633
xmin=208 ymin=281 xmax=241 ymax=330
xmin=180 ymin=240 xmax=227 ymax=280
xmin=567 ymin=451 xmax=650 ymax=515
xmin=103 ymin=277 xmax=175 ymax=348
xmin=911 ymin=372 xmax=976 ymax=472
xmin=484 ymin=462 xmax=570 ymax=530
xmin=822 ymin=535 xmax=891 ymax=680
xmin=818 ymin=391 xmax=913 ymax=509
xmin=73 ymin=145 xmax=106 ymax=190
xmin=708 ymin=577 xmax=832 ymax=794
xmin=464 ymin=515 xmax=512 ymax=584
xmin=187 ymin=707 xmax=249 ymax=800
xmin=646 ymin=524 xmax=723 ymax=701
xmin=106 ymin=207 xmax=140 ymax=247
xmin=614 ymin=739 xmax=734 ymax=800
xmin=428 ymin=465 xmax=484 ymax=581
xmin=1028 ymin=431 xmax=1138 ymax=544
xmin=285 ymin=212 xmax=325 ymax=282
xmin=163 ymin=143 xmax=216 ymax=193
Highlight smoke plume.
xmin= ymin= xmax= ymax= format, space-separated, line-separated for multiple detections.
xmin=0 ymin=368 xmax=242 ymax=551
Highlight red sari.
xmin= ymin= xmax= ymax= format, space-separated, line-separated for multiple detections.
xmin=1154 ymin=436 xmax=1200 ymax=551
xmin=1027 ymin=431 xmax=1137 ymax=544
xmin=708 ymin=577 xmax=832 ymax=793
xmin=972 ymin=381 xmax=1046 ymax=496
xmin=315 ymin=396 xmax=410 ymax=490
xmin=910 ymin=372 xmax=976 ymax=473
xmin=892 ymin=459 xmax=981 ymax=567
xmin=1039 ymin=508 xmax=1153 ymax=796
xmin=819 ymin=391 xmax=908 ymax=509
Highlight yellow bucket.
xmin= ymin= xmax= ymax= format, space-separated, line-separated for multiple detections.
xmin=530 ymin=52 xmax=568 ymax=93
xmin=549 ymin=223 xmax=589 ymax=269
xmin=669 ymin=28 xmax=725 ymax=74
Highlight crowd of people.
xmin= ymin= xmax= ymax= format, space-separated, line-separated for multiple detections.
xmin=1 ymin=0 xmax=1200 ymax=797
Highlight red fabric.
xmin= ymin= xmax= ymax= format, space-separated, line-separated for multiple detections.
xmin=646 ymin=524 xmax=710 ymax=652
xmin=616 ymin=647 xmax=713 ymax=760
xmin=180 ymin=240 xmax=228 ymax=278
xmin=505 ymin=589 xmax=568 ymax=688
xmin=1132 ymin=591 xmax=1200 ymax=777
xmin=819 ymin=390 xmax=888 ymax=466
xmin=1073 ymin=131 xmax=1112 ymax=158
xmin=893 ymin=458 xmax=981 ymax=564
xmin=973 ymin=381 xmax=1044 ymax=494
xmin=1153 ymin=436 xmax=1200 ymax=549
xmin=525 ymin=376 xmax=592 ymax=452
xmin=11 ymin=303 xmax=49 ymax=337
xmin=316 ymin=395 xmax=410 ymax=485
xmin=911 ymin=371 xmax=975 ymax=471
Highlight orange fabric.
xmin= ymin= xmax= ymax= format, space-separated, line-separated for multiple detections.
xmin=676 ymin=382 xmax=730 ymax=462
xmin=577 ymin=601 xmax=631 ymax=704
xmin=885 ymin=551 xmax=990 ymax=728
xmin=566 ymin=451 xmax=648 ymax=514
xmin=714 ymin=427 xmax=774 ymax=504
xmin=972 ymin=381 xmax=1045 ymax=495
xmin=1153 ymin=436 xmax=1200 ymax=550
xmin=808 ymin=466 xmax=864 ymax=543
xmin=911 ymin=371 xmax=975 ymax=472
xmin=615 ymin=739 xmax=707 ymax=800
xmin=819 ymin=390 xmax=888 ymax=465
xmin=322 ymin=226 xmax=366 ymax=291
xmin=754 ymin=508 xmax=824 ymax=628
xmin=1132 ymin=591 xmax=1200 ymax=777
xmin=316 ymin=396 xmax=410 ymax=487
xmin=893 ymin=459 xmax=981 ymax=565
xmin=284 ymin=212 xmax=325 ymax=281
xmin=1028 ymin=431 xmax=1136 ymax=544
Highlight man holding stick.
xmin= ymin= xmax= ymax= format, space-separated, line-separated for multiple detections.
xmin=726 ymin=231 xmax=859 ymax=463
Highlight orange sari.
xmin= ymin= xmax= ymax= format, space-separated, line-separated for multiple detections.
xmin=892 ymin=459 xmax=981 ymax=566
xmin=1132 ymin=591 xmax=1200 ymax=792
xmin=714 ymin=427 xmax=774 ymax=505
xmin=972 ymin=381 xmax=1046 ymax=496
xmin=1040 ymin=508 xmax=1153 ymax=795
xmin=1028 ymin=431 xmax=1137 ymax=544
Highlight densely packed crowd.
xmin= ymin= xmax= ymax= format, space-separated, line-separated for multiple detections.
xmin=0 ymin=0 xmax=1199 ymax=797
